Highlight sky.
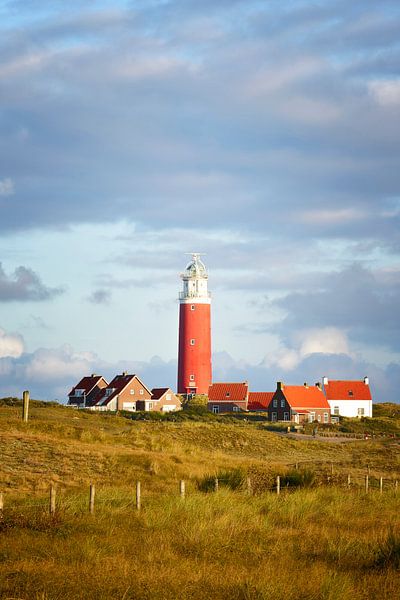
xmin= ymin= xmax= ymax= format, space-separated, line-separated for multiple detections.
xmin=0 ymin=0 xmax=399 ymax=402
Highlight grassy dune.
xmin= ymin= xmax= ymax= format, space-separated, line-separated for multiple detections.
xmin=0 ymin=403 xmax=399 ymax=599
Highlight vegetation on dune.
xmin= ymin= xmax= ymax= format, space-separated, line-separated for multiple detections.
xmin=0 ymin=401 xmax=399 ymax=599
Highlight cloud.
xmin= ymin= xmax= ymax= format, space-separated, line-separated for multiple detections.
xmin=87 ymin=289 xmax=111 ymax=304
xmin=0 ymin=262 xmax=64 ymax=301
xmin=273 ymin=264 xmax=400 ymax=352
xmin=369 ymin=79 xmax=400 ymax=106
xmin=0 ymin=178 xmax=14 ymax=196
xmin=0 ymin=328 xmax=24 ymax=358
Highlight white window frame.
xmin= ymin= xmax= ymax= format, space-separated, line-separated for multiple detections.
xmin=283 ymin=412 xmax=289 ymax=421
xmin=139 ymin=389 xmax=144 ymax=395
xmin=212 ymin=406 xmax=219 ymax=414
xmin=309 ymin=412 xmax=315 ymax=423
xmin=357 ymin=407 xmax=365 ymax=417
xmin=130 ymin=389 xmax=135 ymax=395
xmin=273 ymin=398 xmax=278 ymax=408
xmin=333 ymin=406 xmax=339 ymax=415
xmin=271 ymin=412 xmax=277 ymax=422
xmin=189 ymin=374 xmax=195 ymax=381
xmin=191 ymin=305 xmax=195 ymax=311
xmin=190 ymin=339 xmax=195 ymax=345
xmin=233 ymin=406 xmax=240 ymax=412
xmin=324 ymin=413 xmax=329 ymax=423
xmin=280 ymin=399 xmax=285 ymax=408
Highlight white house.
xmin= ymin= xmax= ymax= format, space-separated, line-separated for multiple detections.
xmin=322 ymin=376 xmax=372 ymax=418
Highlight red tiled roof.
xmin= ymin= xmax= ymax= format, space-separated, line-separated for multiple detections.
xmin=282 ymin=385 xmax=330 ymax=410
xmin=68 ymin=375 xmax=106 ymax=397
xmin=324 ymin=380 xmax=371 ymax=401
xmin=248 ymin=392 xmax=274 ymax=410
xmin=208 ymin=382 xmax=249 ymax=402
xmin=151 ymin=388 xmax=170 ymax=400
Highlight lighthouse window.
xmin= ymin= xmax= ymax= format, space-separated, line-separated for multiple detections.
xmin=190 ymin=339 xmax=195 ymax=345
xmin=190 ymin=374 xmax=195 ymax=381
xmin=191 ymin=305 xmax=195 ymax=311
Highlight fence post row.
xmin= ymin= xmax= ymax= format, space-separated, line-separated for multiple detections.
xmin=22 ymin=390 xmax=30 ymax=423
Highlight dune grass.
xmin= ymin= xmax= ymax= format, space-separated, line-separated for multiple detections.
xmin=0 ymin=402 xmax=399 ymax=598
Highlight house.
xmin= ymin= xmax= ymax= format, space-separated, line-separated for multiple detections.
xmin=91 ymin=372 xmax=152 ymax=411
xmin=323 ymin=376 xmax=372 ymax=418
xmin=247 ymin=392 xmax=274 ymax=412
xmin=207 ymin=382 xmax=249 ymax=413
xmin=68 ymin=374 xmax=108 ymax=408
xmin=143 ymin=388 xmax=182 ymax=412
xmin=267 ymin=381 xmax=331 ymax=424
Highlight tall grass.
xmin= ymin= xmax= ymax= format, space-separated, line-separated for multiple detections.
xmin=0 ymin=487 xmax=399 ymax=599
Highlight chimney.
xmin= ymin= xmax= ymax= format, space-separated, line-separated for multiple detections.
xmin=303 ymin=382 xmax=308 ymax=388
xmin=122 ymin=371 xmax=128 ymax=376
xmin=364 ymin=376 xmax=369 ymax=385
xmin=323 ymin=376 xmax=328 ymax=386
xmin=91 ymin=373 xmax=97 ymax=377
xmin=277 ymin=381 xmax=284 ymax=390
xmin=315 ymin=382 xmax=321 ymax=390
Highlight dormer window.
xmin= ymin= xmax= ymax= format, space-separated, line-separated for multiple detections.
xmin=226 ymin=392 xmax=230 ymax=397
xmin=105 ymin=388 xmax=114 ymax=396
xmin=348 ymin=390 xmax=353 ymax=396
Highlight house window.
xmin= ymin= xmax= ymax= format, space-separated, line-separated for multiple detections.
xmin=280 ymin=399 xmax=285 ymax=408
xmin=190 ymin=374 xmax=195 ymax=381
xmin=324 ymin=413 xmax=329 ymax=423
xmin=191 ymin=305 xmax=195 ymax=311
xmin=105 ymin=388 xmax=114 ymax=396
xmin=334 ymin=406 xmax=339 ymax=415
xmin=283 ymin=412 xmax=289 ymax=421
xmin=130 ymin=389 xmax=135 ymax=395
xmin=348 ymin=390 xmax=353 ymax=396
xmin=190 ymin=339 xmax=195 ymax=345
xmin=139 ymin=389 xmax=144 ymax=395
xmin=273 ymin=398 xmax=278 ymax=407
xmin=148 ymin=402 xmax=153 ymax=410
xmin=357 ymin=407 xmax=365 ymax=417
xmin=212 ymin=406 xmax=219 ymax=414
xmin=317 ymin=415 xmax=321 ymax=422
xmin=271 ymin=412 xmax=277 ymax=422
xmin=166 ymin=393 xmax=171 ymax=401
xmin=309 ymin=412 xmax=315 ymax=422
xmin=75 ymin=389 xmax=84 ymax=396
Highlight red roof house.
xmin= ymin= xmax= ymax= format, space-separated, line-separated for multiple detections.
xmin=267 ymin=382 xmax=331 ymax=424
xmin=323 ymin=376 xmax=372 ymax=418
xmin=248 ymin=392 xmax=274 ymax=411
xmin=208 ymin=382 xmax=249 ymax=414
xmin=68 ymin=374 xmax=108 ymax=407
xmin=137 ymin=387 xmax=182 ymax=412
xmin=92 ymin=372 xmax=151 ymax=412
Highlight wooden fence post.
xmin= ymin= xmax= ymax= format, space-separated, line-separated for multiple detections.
xmin=214 ymin=477 xmax=219 ymax=492
xmin=347 ymin=474 xmax=351 ymax=488
xmin=379 ymin=477 xmax=383 ymax=494
xmin=365 ymin=475 xmax=369 ymax=493
xmin=179 ymin=480 xmax=185 ymax=499
xmin=276 ymin=475 xmax=280 ymax=495
xmin=89 ymin=484 xmax=95 ymax=513
xmin=49 ymin=485 xmax=56 ymax=515
xmin=246 ymin=476 xmax=252 ymax=495
xmin=395 ymin=480 xmax=398 ymax=494
xmin=136 ymin=481 xmax=141 ymax=510
xmin=22 ymin=390 xmax=30 ymax=423
xmin=0 ymin=492 xmax=3 ymax=518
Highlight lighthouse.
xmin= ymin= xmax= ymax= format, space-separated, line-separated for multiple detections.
xmin=177 ymin=253 xmax=212 ymax=395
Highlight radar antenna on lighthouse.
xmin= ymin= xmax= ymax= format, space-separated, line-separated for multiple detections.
xmin=177 ymin=253 xmax=212 ymax=395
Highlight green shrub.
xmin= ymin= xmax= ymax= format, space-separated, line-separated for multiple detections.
xmin=280 ymin=468 xmax=316 ymax=488
xmin=196 ymin=468 xmax=246 ymax=492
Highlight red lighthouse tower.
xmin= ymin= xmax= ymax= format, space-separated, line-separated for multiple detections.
xmin=177 ymin=253 xmax=212 ymax=395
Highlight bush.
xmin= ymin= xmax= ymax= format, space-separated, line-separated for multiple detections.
xmin=280 ymin=468 xmax=316 ymax=488
xmin=196 ymin=468 xmax=246 ymax=492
